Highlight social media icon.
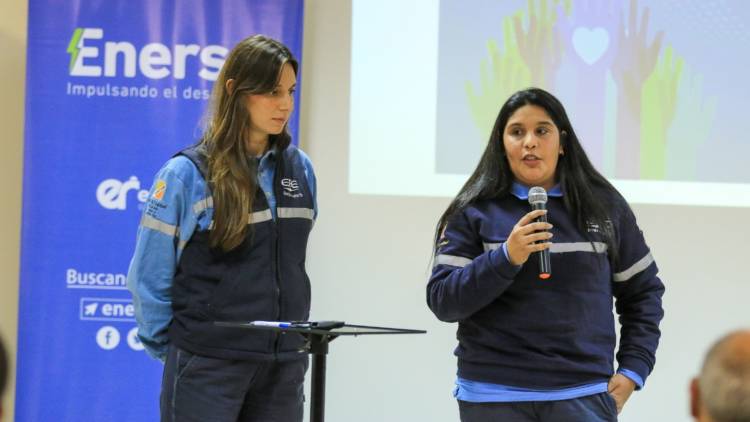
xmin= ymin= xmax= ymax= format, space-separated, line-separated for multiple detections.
xmin=127 ymin=327 xmax=144 ymax=351
xmin=84 ymin=302 xmax=99 ymax=316
xmin=96 ymin=325 xmax=121 ymax=350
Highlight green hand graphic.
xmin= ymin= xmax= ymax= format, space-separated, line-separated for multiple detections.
xmin=640 ymin=45 xmax=683 ymax=180
xmin=465 ymin=13 xmax=531 ymax=142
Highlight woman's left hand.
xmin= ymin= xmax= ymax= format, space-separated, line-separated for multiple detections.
xmin=607 ymin=373 xmax=636 ymax=414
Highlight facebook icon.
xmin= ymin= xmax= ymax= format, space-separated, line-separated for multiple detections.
xmin=96 ymin=326 xmax=121 ymax=350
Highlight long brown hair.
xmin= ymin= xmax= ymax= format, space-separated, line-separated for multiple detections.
xmin=201 ymin=35 xmax=297 ymax=251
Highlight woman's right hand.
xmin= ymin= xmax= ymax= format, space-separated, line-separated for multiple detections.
xmin=505 ymin=209 xmax=553 ymax=266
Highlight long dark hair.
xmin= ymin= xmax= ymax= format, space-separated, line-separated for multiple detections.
xmin=435 ymin=87 xmax=625 ymax=263
xmin=201 ymin=35 xmax=298 ymax=251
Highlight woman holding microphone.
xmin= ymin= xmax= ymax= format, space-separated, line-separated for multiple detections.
xmin=428 ymin=88 xmax=664 ymax=421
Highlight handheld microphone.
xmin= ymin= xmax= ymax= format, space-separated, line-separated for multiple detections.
xmin=528 ymin=186 xmax=551 ymax=279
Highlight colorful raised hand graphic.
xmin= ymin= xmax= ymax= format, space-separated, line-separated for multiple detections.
xmin=466 ymin=14 xmax=531 ymax=141
xmin=665 ymin=66 xmax=717 ymax=180
xmin=555 ymin=0 xmax=618 ymax=169
xmin=611 ymin=0 xmax=664 ymax=179
xmin=640 ymin=46 xmax=683 ymax=180
xmin=513 ymin=0 xmax=565 ymax=88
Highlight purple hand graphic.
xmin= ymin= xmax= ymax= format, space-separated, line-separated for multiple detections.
xmin=555 ymin=0 xmax=618 ymax=169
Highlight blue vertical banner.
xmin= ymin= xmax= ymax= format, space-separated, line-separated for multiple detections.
xmin=17 ymin=1 xmax=304 ymax=420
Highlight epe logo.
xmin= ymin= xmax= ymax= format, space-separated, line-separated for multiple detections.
xmin=67 ymin=27 xmax=228 ymax=80
xmin=281 ymin=178 xmax=303 ymax=199
xmin=281 ymin=178 xmax=299 ymax=193
xmin=96 ymin=176 xmax=149 ymax=210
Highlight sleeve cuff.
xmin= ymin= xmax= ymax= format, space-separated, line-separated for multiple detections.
xmin=617 ymin=368 xmax=644 ymax=390
xmin=489 ymin=244 xmax=522 ymax=280
xmin=501 ymin=243 xmax=522 ymax=270
xmin=140 ymin=337 xmax=169 ymax=362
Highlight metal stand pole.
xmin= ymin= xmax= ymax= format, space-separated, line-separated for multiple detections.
xmin=309 ymin=334 xmax=330 ymax=422
xmin=213 ymin=321 xmax=425 ymax=422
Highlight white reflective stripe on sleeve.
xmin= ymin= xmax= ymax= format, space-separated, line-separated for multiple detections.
xmin=483 ymin=243 xmax=501 ymax=252
xmin=278 ymin=207 xmax=315 ymax=220
xmin=435 ymin=254 xmax=472 ymax=268
xmin=207 ymin=209 xmax=272 ymax=229
xmin=248 ymin=209 xmax=273 ymax=224
xmin=177 ymin=239 xmax=188 ymax=250
xmin=141 ymin=214 xmax=178 ymax=237
xmin=613 ymin=252 xmax=654 ymax=282
xmin=484 ymin=242 xmax=607 ymax=254
xmin=550 ymin=242 xmax=608 ymax=254
xmin=193 ymin=196 xmax=213 ymax=215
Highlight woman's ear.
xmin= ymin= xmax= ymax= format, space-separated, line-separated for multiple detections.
xmin=225 ymin=78 xmax=235 ymax=95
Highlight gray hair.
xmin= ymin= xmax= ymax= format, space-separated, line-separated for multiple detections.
xmin=698 ymin=330 xmax=750 ymax=422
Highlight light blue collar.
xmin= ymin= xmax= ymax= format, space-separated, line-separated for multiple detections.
xmin=258 ymin=144 xmax=277 ymax=159
xmin=255 ymin=145 xmax=278 ymax=170
xmin=510 ymin=182 xmax=563 ymax=200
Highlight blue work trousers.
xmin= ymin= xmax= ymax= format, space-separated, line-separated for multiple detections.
xmin=160 ymin=344 xmax=308 ymax=422
xmin=458 ymin=392 xmax=618 ymax=422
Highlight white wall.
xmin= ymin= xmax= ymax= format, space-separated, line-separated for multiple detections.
xmin=0 ymin=0 xmax=26 ymax=420
xmin=300 ymin=2 xmax=750 ymax=421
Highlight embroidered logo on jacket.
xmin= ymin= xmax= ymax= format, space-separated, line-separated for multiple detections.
xmin=586 ymin=219 xmax=613 ymax=234
xmin=281 ymin=178 xmax=303 ymax=198
xmin=152 ymin=180 xmax=167 ymax=200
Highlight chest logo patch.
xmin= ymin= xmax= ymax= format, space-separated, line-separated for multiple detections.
xmin=281 ymin=178 xmax=303 ymax=198
xmin=151 ymin=180 xmax=167 ymax=200
xmin=586 ymin=219 xmax=613 ymax=234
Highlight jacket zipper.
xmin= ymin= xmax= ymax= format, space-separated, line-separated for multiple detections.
xmin=273 ymin=211 xmax=283 ymax=358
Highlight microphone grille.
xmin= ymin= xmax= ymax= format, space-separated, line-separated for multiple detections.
xmin=528 ymin=186 xmax=547 ymax=205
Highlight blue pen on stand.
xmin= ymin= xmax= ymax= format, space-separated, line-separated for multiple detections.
xmin=251 ymin=321 xmax=291 ymax=328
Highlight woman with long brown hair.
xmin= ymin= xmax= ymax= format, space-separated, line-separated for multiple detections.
xmin=128 ymin=35 xmax=317 ymax=422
